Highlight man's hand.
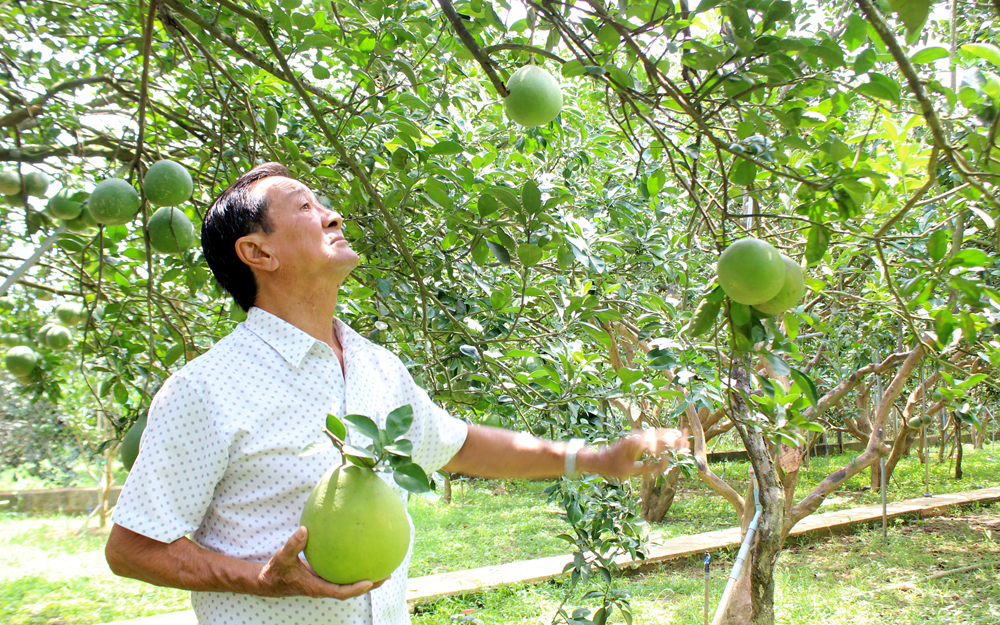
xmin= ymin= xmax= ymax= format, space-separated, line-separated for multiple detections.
xmin=258 ymin=526 xmax=387 ymax=599
xmin=581 ymin=428 xmax=690 ymax=480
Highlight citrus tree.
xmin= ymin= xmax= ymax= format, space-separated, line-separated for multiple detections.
xmin=1 ymin=1 xmax=999 ymax=624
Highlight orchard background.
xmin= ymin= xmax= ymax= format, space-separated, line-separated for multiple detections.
xmin=1 ymin=1 xmax=999 ymax=624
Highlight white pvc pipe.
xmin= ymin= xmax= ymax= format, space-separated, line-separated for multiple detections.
xmin=0 ymin=225 xmax=66 ymax=296
xmin=711 ymin=469 xmax=762 ymax=625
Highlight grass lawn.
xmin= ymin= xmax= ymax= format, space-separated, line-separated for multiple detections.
xmin=0 ymin=442 xmax=997 ymax=624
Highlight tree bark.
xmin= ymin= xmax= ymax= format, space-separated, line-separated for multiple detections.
xmin=640 ymin=466 xmax=682 ymax=522
xmin=954 ymin=417 xmax=963 ymax=480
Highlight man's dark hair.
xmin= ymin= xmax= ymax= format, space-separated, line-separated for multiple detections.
xmin=202 ymin=162 xmax=291 ymax=312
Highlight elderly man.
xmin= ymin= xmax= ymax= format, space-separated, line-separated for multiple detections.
xmin=105 ymin=162 xmax=688 ymax=624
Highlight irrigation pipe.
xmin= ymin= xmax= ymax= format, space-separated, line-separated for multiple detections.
xmin=847 ymin=562 xmax=998 ymax=597
xmin=0 ymin=225 xmax=66 ymax=297
xmin=710 ymin=468 xmax=762 ymax=625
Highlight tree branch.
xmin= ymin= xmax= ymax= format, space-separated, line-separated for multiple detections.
xmin=436 ymin=0 xmax=509 ymax=97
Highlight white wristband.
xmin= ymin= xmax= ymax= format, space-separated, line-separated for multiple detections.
xmin=564 ymin=438 xmax=585 ymax=479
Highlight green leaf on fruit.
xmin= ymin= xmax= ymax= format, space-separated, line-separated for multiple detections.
xmin=393 ymin=462 xmax=432 ymax=493
xmin=386 ymin=404 xmax=414 ymax=440
xmin=326 ymin=413 xmax=347 ymax=441
xmin=342 ymin=414 xmax=379 ymax=441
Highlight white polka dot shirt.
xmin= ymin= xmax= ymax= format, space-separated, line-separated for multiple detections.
xmin=113 ymin=307 xmax=469 ymax=624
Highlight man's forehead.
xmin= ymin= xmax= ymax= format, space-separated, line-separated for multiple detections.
xmin=250 ymin=175 xmax=312 ymax=201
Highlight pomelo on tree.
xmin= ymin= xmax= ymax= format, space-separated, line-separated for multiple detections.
xmin=147 ymin=206 xmax=197 ymax=254
xmin=88 ymin=178 xmax=140 ymax=225
xmin=64 ymin=203 xmax=98 ymax=231
xmin=24 ymin=172 xmax=49 ymax=197
xmin=43 ymin=325 xmax=72 ymax=350
xmin=5 ymin=346 xmax=38 ymax=377
xmin=504 ymin=65 xmax=563 ymax=127
xmin=0 ymin=171 xmax=21 ymax=195
xmin=47 ymin=190 xmax=82 ymax=220
xmin=752 ymin=254 xmax=806 ymax=315
xmin=55 ymin=301 xmax=88 ymax=326
xmin=143 ymin=160 xmax=193 ymax=207
xmin=0 ymin=295 xmax=14 ymax=311
xmin=716 ymin=238 xmax=785 ymax=306
xmin=300 ymin=464 xmax=411 ymax=585
xmin=120 ymin=414 xmax=147 ymax=471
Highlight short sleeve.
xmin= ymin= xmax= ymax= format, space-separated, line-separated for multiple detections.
xmin=401 ymin=374 xmax=468 ymax=474
xmin=112 ymin=374 xmax=228 ymax=543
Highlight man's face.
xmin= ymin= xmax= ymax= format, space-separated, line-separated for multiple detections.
xmin=250 ymin=176 xmax=359 ymax=282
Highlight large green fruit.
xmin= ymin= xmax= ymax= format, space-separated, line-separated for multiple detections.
xmin=120 ymin=414 xmax=147 ymax=471
xmin=5 ymin=346 xmax=38 ymax=377
xmin=55 ymin=301 xmax=88 ymax=326
xmin=0 ymin=171 xmax=22 ymax=195
xmin=43 ymin=325 xmax=72 ymax=350
xmin=752 ymin=255 xmax=806 ymax=315
xmin=0 ymin=296 xmax=14 ymax=312
xmin=47 ymin=190 xmax=83 ymax=220
xmin=143 ymin=160 xmax=193 ymax=207
xmin=301 ymin=465 xmax=410 ymax=585
xmin=88 ymin=178 xmax=140 ymax=225
xmin=147 ymin=206 xmax=197 ymax=254
xmin=24 ymin=172 xmax=49 ymax=197
xmin=1 ymin=333 xmax=27 ymax=347
xmin=716 ymin=238 xmax=785 ymax=306
xmin=504 ymin=65 xmax=563 ymax=127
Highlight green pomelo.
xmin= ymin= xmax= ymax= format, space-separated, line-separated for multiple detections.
xmin=147 ymin=206 xmax=197 ymax=254
xmin=504 ymin=65 xmax=564 ymax=127
xmin=1 ymin=333 xmax=24 ymax=347
xmin=43 ymin=325 xmax=72 ymax=350
xmin=716 ymin=238 xmax=785 ymax=306
xmin=5 ymin=346 xmax=38 ymax=377
xmin=301 ymin=465 xmax=411 ymax=585
xmin=750 ymin=306 xmax=778 ymax=319
xmin=88 ymin=178 xmax=140 ymax=225
xmin=143 ymin=160 xmax=193 ymax=207
xmin=907 ymin=416 xmax=923 ymax=429
xmin=930 ymin=389 xmax=943 ymax=402
xmin=24 ymin=172 xmax=49 ymax=197
xmin=47 ymin=190 xmax=83 ymax=220
xmin=0 ymin=171 xmax=21 ymax=195
xmin=55 ymin=302 xmax=88 ymax=326
xmin=120 ymin=414 xmax=147 ymax=471
xmin=752 ymin=255 xmax=806 ymax=315
xmin=64 ymin=204 xmax=98 ymax=231
xmin=0 ymin=296 xmax=14 ymax=312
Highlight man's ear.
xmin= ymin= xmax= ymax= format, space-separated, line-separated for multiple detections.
xmin=235 ymin=233 xmax=279 ymax=274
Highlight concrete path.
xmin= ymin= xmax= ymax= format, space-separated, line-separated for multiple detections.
xmin=100 ymin=485 xmax=1000 ymax=625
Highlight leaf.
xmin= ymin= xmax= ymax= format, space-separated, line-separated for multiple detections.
xmin=386 ymin=404 xmax=414 ymax=440
xmin=486 ymin=240 xmax=511 ymax=265
xmin=522 ymin=179 xmax=542 ymax=215
xmin=730 ymin=302 xmax=751 ymax=326
xmin=761 ymin=351 xmax=790 ymax=377
xmin=856 ymin=81 xmax=898 ymax=103
xmin=385 ymin=439 xmax=413 ymax=456
xmin=962 ymin=42 xmax=1000 ymax=67
xmin=429 ymin=140 xmax=464 ymax=155
xmin=617 ymin=367 xmax=642 ymax=387
xmin=888 ymin=0 xmax=931 ymax=39
xmin=790 ymin=367 xmax=819 ymax=406
xmin=298 ymin=441 xmax=332 ymax=457
xmin=910 ymin=46 xmax=949 ymax=65
xmin=805 ymin=223 xmax=830 ymax=265
xmin=342 ymin=445 xmax=376 ymax=460
xmin=927 ymin=229 xmax=949 ymax=262
xmin=477 ymin=193 xmax=498 ymax=218
xmin=731 ymin=158 xmax=757 ymax=186
xmin=562 ymin=59 xmax=585 ymax=78
xmin=325 ymin=413 xmax=347 ymax=441
xmin=517 ymin=243 xmax=543 ymax=267
xmin=695 ymin=0 xmax=724 ymax=12
xmin=342 ymin=414 xmax=379 ymax=441
xmin=394 ymin=462 xmax=432 ymax=493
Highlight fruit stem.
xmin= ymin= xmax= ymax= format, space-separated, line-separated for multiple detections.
xmin=323 ymin=427 xmax=344 ymax=452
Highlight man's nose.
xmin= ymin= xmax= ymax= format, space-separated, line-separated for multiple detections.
xmin=324 ymin=209 xmax=344 ymax=230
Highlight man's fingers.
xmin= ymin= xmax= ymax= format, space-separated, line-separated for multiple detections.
xmin=275 ymin=526 xmax=308 ymax=563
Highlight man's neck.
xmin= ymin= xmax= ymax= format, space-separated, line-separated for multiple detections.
xmin=254 ymin=284 xmax=341 ymax=351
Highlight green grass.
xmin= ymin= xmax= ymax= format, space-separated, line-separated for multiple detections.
xmin=0 ymin=460 xmax=129 ymax=492
xmin=0 ymin=442 xmax=997 ymax=624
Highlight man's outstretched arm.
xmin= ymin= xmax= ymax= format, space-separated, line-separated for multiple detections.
xmin=105 ymin=524 xmax=383 ymax=599
xmin=443 ymin=425 xmax=687 ymax=480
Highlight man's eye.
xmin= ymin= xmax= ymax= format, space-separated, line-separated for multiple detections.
xmin=301 ymin=204 xmax=310 ymax=210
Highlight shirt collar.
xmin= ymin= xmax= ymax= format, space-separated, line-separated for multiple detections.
xmin=243 ymin=307 xmax=363 ymax=369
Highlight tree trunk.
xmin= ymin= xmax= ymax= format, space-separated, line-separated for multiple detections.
xmin=954 ymin=418 xmax=963 ymax=480
xmin=441 ymin=472 xmax=452 ymax=504
xmin=640 ymin=466 xmax=682 ymax=523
